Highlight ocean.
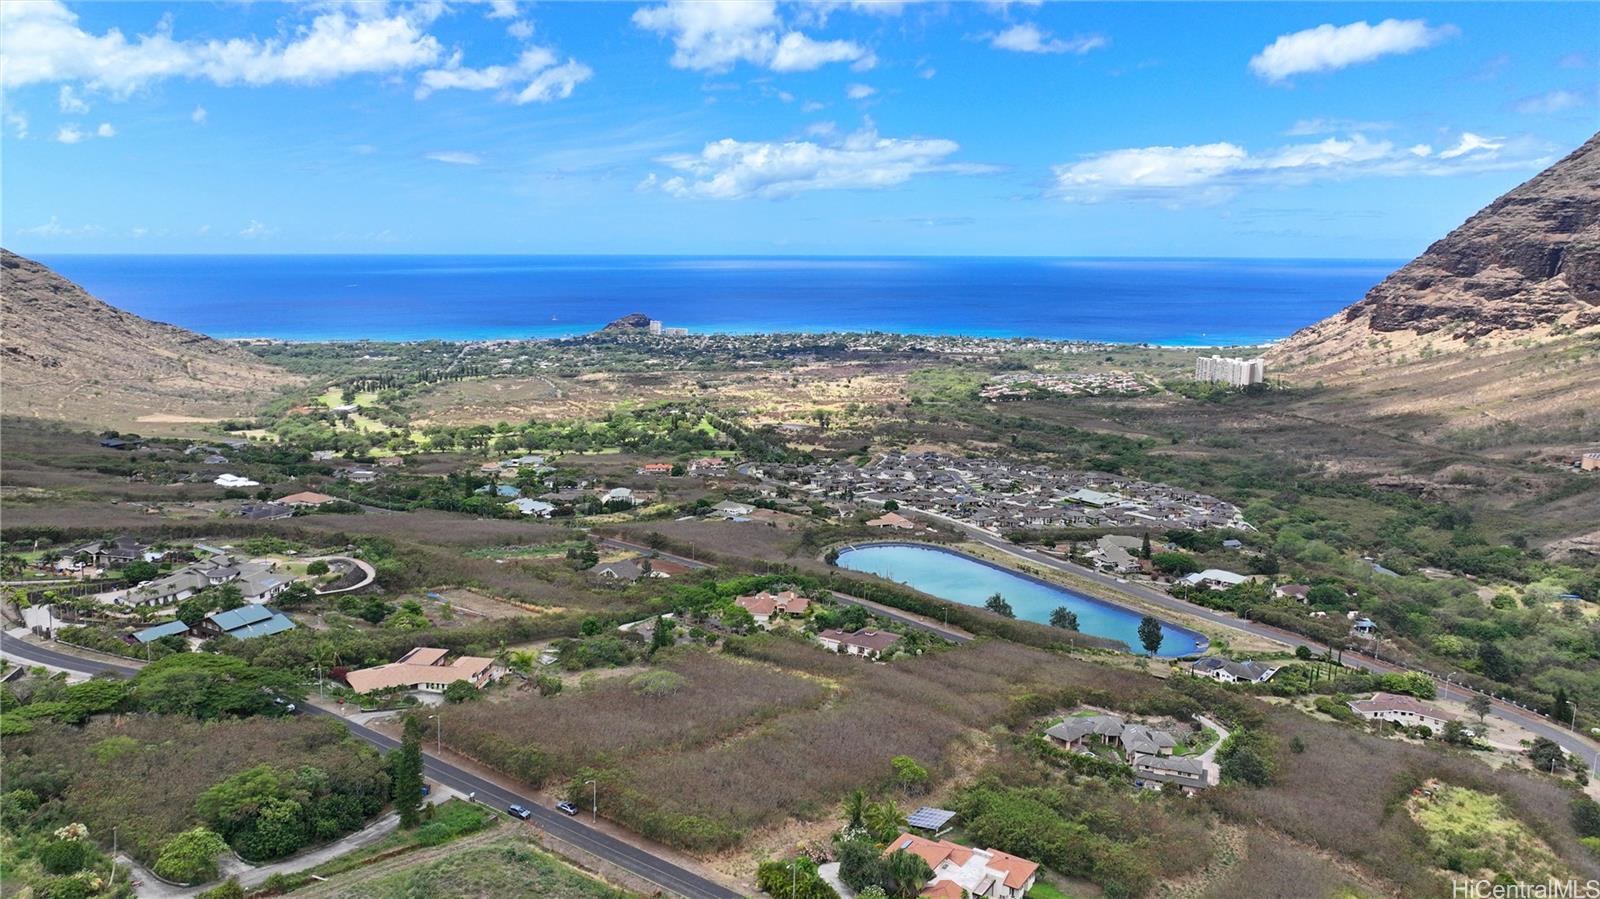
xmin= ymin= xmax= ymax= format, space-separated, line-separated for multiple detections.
xmin=36 ymin=255 xmax=1399 ymax=345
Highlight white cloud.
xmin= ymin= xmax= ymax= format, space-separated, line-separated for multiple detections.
xmin=1052 ymin=131 xmax=1538 ymax=203
xmin=643 ymin=120 xmax=990 ymax=200
xmin=801 ymin=100 xmax=826 ymax=112
xmin=918 ymin=67 xmax=936 ymax=79
xmin=1514 ymin=89 xmax=1589 ymax=115
xmin=1437 ymin=132 xmax=1502 ymax=159
xmin=55 ymin=124 xmax=85 ymax=143
xmin=5 ymin=110 xmax=28 ymax=139
xmin=239 ymin=220 xmax=275 ymax=238
xmin=1 ymin=1 xmax=443 ymax=94
xmin=192 ymin=105 xmax=207 ymax=124
xmin=19 ymin=216 xmax=103 ymax=237
xmin=507 ymin=20 xmax=535 ymax=40
xmin=96 ymin=122 xmax=115 ymax=137
xmin=425 ymin=150 xmax=483 ymax=165
xmin=632 ymin=0 xmax=871 ymax=73
xmin=990 ymin=23 xmax=1107 ymax=55
xmin=1249 ymin=19 xmax=1458 ymax=83
xmin=416 ymin=45 xmax=590 ymax=103
xmin=484 ymin=0 xmax=519 ymax=20
xmin=58 ymin=84 xmax=88 ymax=113
xmin=1285 ymin=117 xmax=1392 ymax=136
xmin=845 ymin=83 xmax=875 ymax=100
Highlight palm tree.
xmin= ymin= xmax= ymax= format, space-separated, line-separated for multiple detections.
xmin=879 ymin=849 xmax=933 ymax=899
xmin=864 ymin=799 xmax=907 ymax=843
xmin=841 ymin=788 xmax=869 ymax=829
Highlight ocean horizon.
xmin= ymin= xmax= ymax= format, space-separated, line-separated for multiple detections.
xmin=36 ymin=254 xmax=1401 ymax=345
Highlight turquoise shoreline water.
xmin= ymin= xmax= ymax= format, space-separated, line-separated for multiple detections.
xmin=36 ymin=254 xmax=1398 ymax=345
xmin=835 ymin=543 xmax=1207 ymax=657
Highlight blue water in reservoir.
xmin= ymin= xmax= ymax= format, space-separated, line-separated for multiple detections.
xmin=836 ymin=543 xmax=1206 ymax=657
xmin=33 ymin=254 xmax=1397 ymax=345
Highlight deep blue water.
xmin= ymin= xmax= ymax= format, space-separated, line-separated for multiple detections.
xmin=835 ymin=543 xmax=1206 ymax=657
xmin=35 ymin=255 xmax=1397 ymax=344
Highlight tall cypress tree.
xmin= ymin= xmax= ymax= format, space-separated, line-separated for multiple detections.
xmin=393 ymin=714 xmax=425 ymax=828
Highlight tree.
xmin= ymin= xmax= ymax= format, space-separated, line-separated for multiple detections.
xmin=882 ymin=500 xmax=899 ymax=512
xmin=121 ymin=560 xmax=159 ymax=583
xmin=305 ymin=560 xmax=330 ymax=576
xmin=197 ymin=879 xmax=247 ymax=899
xmin=1151 ymin=551 xmax=1200 ymax=576
xmin=1049 ymin=606 xmax=1079 ymax=631
xmin=1294 ymin=645 xmax=1313 ymax=661
xmin=1572 ymin=796 xmax=1600 ymax=838
xmin=1217 ymin=729 xmax=1274 ymax=786
xmin=841 ymin=789 xmax=869 ymax=830
xmin=153 ymin=827 xmax=230 ymax=884
xmin=1553 ymin=686 xmax=1574 ymax=725
xmin=1530 ymin=737 xmax=1567 ymax=773
xmin=442 ymin=680 xmax=479 ymax=703
xmin=863 ymin=799 xmax=908 ymax=843
xmin=131 ymin=654 xmax=302 ymax=719
xmin=1137 ymin=616 xmax=1164 ymax=657
xmin=1477 ymin=641 xmax=1514 ymax=682
xmin=650 ymin=615 xmax=677 ymax=654
xmin=1467 ymin=694 xmax=1493 ymax=725
xmin=878 ymin=849 xmax=933 ymax=899
xmin=984 ymin=593 xmax=1014 ymax=618
xmin=392 ymin=715 xmax=425 ymax=828
xmin=1140 ymin=532 xmax=1152 ymax=559
xmin=891 ymin=756 xmax=929 ymax=795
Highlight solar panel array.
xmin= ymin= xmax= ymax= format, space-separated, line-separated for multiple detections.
xmin=906 ymin=807 xmax=956 ymax=830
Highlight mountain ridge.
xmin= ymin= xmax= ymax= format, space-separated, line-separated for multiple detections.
xmin=1 ymin=249 xmax=302 ymax=431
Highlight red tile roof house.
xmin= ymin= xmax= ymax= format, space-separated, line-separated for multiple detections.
xmin=887 ymin=832 xmax=1039 ymax=899
xmin=1347 ymin=691 xmax=1457 ymax=733
xmin=638 ymin=462 xmax=675 ymax=475
xmin=734 ymin=590 xmax=811 ymax=628
xmin=866 ymin=511 xmax=917 ymax=530
xmin=343 ymin=647 xmax=498 ymax=695
xmin=277 ymin=491 xmax=338 ymax=507
xmin=816 ymin=627 xmax=901 ymax=659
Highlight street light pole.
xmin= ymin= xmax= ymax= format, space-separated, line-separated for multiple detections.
xmin=584 ymin=779 xmax=596 ymax=824
xmin=428 ymin=714 xmax=441 ymax=755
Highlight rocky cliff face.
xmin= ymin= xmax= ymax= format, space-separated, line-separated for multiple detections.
xmin=602 ymin=312 xmax=653 ymax=331
xmin=1277 ymin=132 xmax=1600 ymax=353
xmin=1 ymin=250 xmax=300 ymax=429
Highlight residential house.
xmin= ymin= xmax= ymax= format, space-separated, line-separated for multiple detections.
xmin=507 ymin=498 xmax=555 ymax=517
xmin=377 ymin=456 xmax=405 ymax=468
xmin=688 ymin=457 xmax=728 ymax=475
xmin=128 ymin=619 xmax=191 ymax=646
xmin=1347 ymin=692 xmax=1456 ymax=732
xmin=278 ymin=491 xmax=338 ymax=508
xmin=1093 ymin=535 xmax=1143 ymax=574
xmin=710 ymin=500 xmax=756 ymax=519
xmin=1180 ymin=569 xmax=1249 ymax=590
xmin=214 ymin=474 xmax=260 ymax=488
xmin=734 ymin=590 xmax=811 ymax=628
xmin=1189 ymin=657 xmax=1278 ymax=684
xmin=865 ymin=511 xmax=916 ymax=530
xmin=344 ymin=647 xmax=498 ymax=694
xmin=198 ymin=604 xmax=297 ymax=640
xmin=1350 ymin=616 xmax=1378 ymax=637
xmin=604 ymin=487 xmax=636 ymax=505
xmin=1133 ymin=754 xmax=1209 ymax=789
xmin=70 ymin=536 xmax=150 ymax=569
xmin=592 ymin=557 xmax=677 ymax=582
xmin=239 ymin=502 xmax=293 ymax=521
xmin=638 ymin=463 xmax=674 ymax=475
xmin=886 ymin=833 xmax=1039 ymax=899
xmin=816 ymin=628 xmax=901 ymax=659
xmin=1273 ymin=584 xmax=1311 ymax=603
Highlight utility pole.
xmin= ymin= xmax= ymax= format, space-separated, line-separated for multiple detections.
xmin=428 ymin=714 xmax=441 ymax=755
xmin=109 ymin=826 xmax=118 ymax=888
xmin=584 ymin=779 xmax=597 ymax=824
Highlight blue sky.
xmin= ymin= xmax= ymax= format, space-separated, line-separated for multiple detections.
xmin=2 ymin=1 xmax=1595 ymax=258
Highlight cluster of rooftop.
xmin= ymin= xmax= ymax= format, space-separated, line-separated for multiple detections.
xmin=771 ymin=451 xmax=1249 ymax=534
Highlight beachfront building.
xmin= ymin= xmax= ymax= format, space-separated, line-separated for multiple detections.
xmin=1194 ymin=355 xmax=1265 ymax=387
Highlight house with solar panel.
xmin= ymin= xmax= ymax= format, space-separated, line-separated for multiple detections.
xmin=197 ymin=604 xmax=297 ymax=640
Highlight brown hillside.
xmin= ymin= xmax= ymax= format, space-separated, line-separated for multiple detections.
xmin=1 ymin=249 xmax=301 ymax=431
xmin=1269 ymin=133 xmax=1600 ymax=443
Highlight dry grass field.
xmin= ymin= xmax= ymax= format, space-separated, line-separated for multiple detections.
xmin=409 ymin=364 xmax=913 ymax=428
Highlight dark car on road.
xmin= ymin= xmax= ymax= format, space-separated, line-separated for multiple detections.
xmin=556 ymin=801 xmax=579 ymax=816
xmin=507 ymin=804 xmax=532 ymax=820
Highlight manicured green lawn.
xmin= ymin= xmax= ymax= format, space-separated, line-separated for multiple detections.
xmin=1027 ymin=882 xmax=1076 ymax=899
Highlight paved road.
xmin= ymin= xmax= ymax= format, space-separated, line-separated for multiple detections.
xmin=308 ymin=555 xmax=377 ymax=596
xmin=0 ymin=634 xmax=742 ymax=899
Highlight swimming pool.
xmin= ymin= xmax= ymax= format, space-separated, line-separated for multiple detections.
xmin=835 ymin=543 xmax=1206 ymax=657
